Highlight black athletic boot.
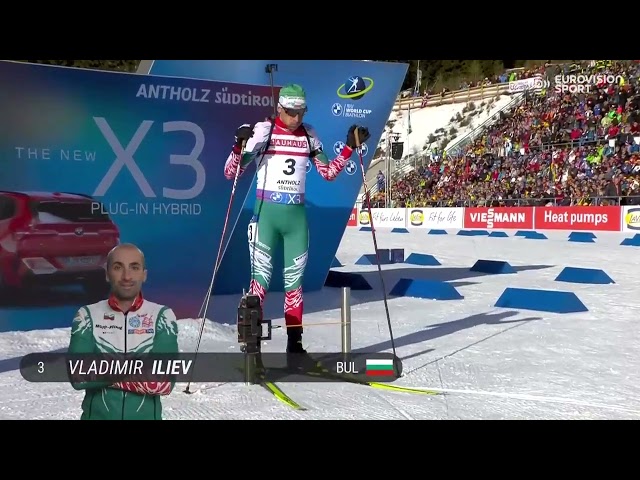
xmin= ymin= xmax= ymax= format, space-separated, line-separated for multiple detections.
xmin=286 ymin=326 xmax=315 ymax=371
xmin=287 ymin=326 xmax=306 ymax=353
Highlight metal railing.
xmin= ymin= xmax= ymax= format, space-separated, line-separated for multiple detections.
xmin=482 ymin=132 xmax=623 ymax=156
xmin=393 ymin=83 xmax=511 ymax=111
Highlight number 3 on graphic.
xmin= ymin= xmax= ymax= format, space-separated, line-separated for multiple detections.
xmin=283 ymin=158 xmax=296 ymax=175
xmin=248 ymin=220 xmax=258 ymax=244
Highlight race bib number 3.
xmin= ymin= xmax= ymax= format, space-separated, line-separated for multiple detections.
xmin=248 ymin=220 xmax=258 ymax=244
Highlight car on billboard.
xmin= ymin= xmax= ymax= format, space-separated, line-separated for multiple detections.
xmin=0 ymin=191 xmax=120 ymax=301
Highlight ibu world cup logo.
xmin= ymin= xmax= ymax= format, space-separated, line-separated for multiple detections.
xmin=337 ymin=75 xmax=374 ymax=101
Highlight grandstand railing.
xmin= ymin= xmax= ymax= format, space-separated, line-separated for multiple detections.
xmin=482 ymin=132 xmax=622 ymax=155
xmin=536 ymin=137 xmax=620 ymax=151
xmin=393 ymin=82 xmax=512 ymax=111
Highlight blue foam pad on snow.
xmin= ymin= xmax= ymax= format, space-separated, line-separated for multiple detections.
xmin=389 ymin=278 xmax=463 ymax=300
xmin=620 ymin=237 xmax=640 ymax=246
xmin=521 ymin=231 xmax=547 ymax=240
xmin=391 ymin=228 xmax=409 ymax=233
xmin=569 ymin=231 xmax=596 ymax=239
xmin=494 ymin=287 xmax=588 ymax=314
xmin=554 ymin=267 xmax=614 ymax=285
xmin=428 ymin=229 xmax=448 ymax=235
xmin=405 ymin=253 xmax=441 ymax=266
xmin=488 ymin=231 xmax=509 ymax=237
xmin=355 ymin=250 xmax=392 ymax=265
xmin=355 ymin=254 xmax=376 ymax=265
xmin=568 ymin=232 xmax=596 ymax=243
xmin=324 ymin=271 xmax=372 ymax=290
xmin=470 ymin=259 xmax=515 ymax=274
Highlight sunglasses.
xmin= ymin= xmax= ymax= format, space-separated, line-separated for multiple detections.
xmin=280 ymin=104 xmax=307 ymax=117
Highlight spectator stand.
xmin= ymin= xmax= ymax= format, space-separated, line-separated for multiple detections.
xmin=361 ymin=91 xmax=527 ymax=206
xmin=368 ymin=60 xmax=640 ymax=209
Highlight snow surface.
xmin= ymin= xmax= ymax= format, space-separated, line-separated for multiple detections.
xmin=1 ymin=228 xmax=639 ymax=420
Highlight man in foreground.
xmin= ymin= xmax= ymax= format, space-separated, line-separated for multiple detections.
xmin=68 ymin=243 xmax=179 ymax=420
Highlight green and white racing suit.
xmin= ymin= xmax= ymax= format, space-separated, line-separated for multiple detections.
xmin=68 ymin=293 xmax=179 ymax=420
xmin=224 ymin=116 xmax=353 ymax=328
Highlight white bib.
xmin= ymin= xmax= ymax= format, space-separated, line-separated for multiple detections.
xmin=255 ymin=132 xmax=311 ymax=196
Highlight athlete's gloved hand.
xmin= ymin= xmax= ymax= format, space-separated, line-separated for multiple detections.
xmin=235 ymin=124 xmax=254 ymax=148
xmin=346 ymin=125 xmax=371 ymax=149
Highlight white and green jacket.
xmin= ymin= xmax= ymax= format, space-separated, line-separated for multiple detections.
xmin=68 ymin=293 xmax=179 ymax=420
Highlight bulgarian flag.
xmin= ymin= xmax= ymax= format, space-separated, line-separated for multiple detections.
xmin=365 ymin=358 xmax=395 ymax=376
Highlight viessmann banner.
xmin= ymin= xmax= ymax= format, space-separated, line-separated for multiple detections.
xmin=0 ymin=60 xmax=276 ymax=332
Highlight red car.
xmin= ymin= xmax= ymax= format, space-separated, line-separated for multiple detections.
xmin=0 ymin=191 xmax=120 ymax=297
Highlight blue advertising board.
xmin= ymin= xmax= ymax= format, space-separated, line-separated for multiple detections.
xmin=147 ymin=60 xmax=408 ymax=294
xmin=0 ymin=61 xmax=275 ymax=331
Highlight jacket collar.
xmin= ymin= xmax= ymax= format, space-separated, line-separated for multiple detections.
xmin=274 ymin=116 xmax=304 ymax=134
xmin=108 ymin=292 xmax=144 ymax=313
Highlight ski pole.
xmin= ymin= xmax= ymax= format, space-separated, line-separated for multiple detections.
xmin=354 ymin=128 xmax=400 ymax=377
xmin=184 ymin=138 xmax=246 ymax=394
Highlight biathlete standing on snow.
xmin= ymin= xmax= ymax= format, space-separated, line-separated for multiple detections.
xmin=223 ymin=84 xmax=370 ymax=355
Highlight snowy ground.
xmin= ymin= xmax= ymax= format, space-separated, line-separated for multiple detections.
xmin=1 ymin=228 xmax=639 ymax=420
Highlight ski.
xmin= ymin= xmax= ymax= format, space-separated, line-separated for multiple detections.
xmin=235 ymin=366 xmax=307 ymax=411
xmin=267 ymin=363 xmax=443 ymax=396
xmin=259 ymin=378 xmax=307 ymax=411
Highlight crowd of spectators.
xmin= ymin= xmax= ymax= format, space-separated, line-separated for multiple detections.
xmin=376 ymin=60 xmax=640 ymax=208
